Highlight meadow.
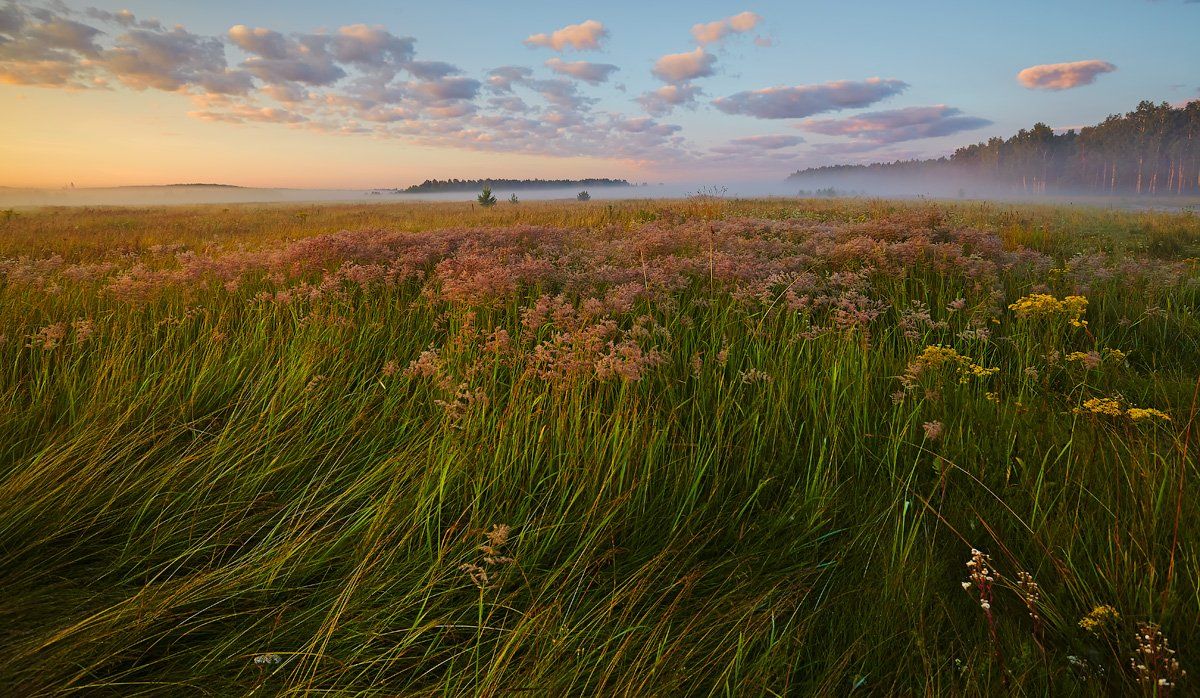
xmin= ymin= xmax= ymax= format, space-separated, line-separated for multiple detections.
xmin=0 ymin=197 xmax=1198 ymax=695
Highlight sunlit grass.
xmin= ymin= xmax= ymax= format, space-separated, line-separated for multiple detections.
xmin=0 ymin=198 xmax=1197 ymax=695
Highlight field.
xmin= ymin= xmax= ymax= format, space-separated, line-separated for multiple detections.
xmin=1 ymin=198 xmax=1198 ymax=695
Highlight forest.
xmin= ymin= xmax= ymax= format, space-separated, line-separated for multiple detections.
xmin=789 ymin=100 xmax=1200 ymax=196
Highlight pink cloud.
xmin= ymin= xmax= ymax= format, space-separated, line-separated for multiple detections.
xmin=652 ymin=47 xmax=716 ymax=84
xmin=1017 ymin=60 xmax=1116 ymax=90
xmin=691 ymin=11 xmax=761 ymax=45
xmin=523 ymin=20 xmax=608 ymax=51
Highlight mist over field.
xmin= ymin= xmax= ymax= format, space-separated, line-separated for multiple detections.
xmin=5 ymin=181 xmax=1198 ymax=210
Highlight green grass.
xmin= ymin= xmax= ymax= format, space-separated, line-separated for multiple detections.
xmin=0 ymin=198 xmax=1197 ymax=695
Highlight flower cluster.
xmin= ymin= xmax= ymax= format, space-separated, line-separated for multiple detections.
xmin=1078 ymin=604 xmax=1120 ymax=634
xmin=899 ymin=345 xmax=999 ymax=396
xmin=1075 ymin=397 xmax=1171 ymax=422
xmin=1131 ymin=622 xmax=1185 ymax=692
xmin=1008 ymin=293 xmax=1089 ymax=327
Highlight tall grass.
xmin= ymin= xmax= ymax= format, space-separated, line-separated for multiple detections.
xmin=0 ymin=198 xmax=1197 ymax=695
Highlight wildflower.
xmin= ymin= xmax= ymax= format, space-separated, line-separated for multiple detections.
xmin=404 ymin=347 xmax=443 ymax=379
xmin=71 ymin=319 xmax=95 ymax=343
xmin=1008 ymin=293 xmax=1088 ymax=327
xmin=1078 ymin=604 xmax=1119 ymax=634
xmin=1065 ymin=351 xmax=1102 ymax=370
xmin=922 ymin=421 xmax=943 ymax=441
xmin=1127 ymin=408 xmax=1171 ymax=422
xmin=1131 ymin=622 xmax=1185 ymax=691
xmin=900 ymin=345 xmax=998 ymax=392
xmin=1016 ymin=571 xmax=1041 ymax=625
xmin=434 ymin=383 xmax=488 ymax=422
xmin=253 ymin=653 xmax=283 ymax=666
xmin=26 ymin=323 xmax=68 ymax=350
xmin=963 ymin=548 xmax=998 ymax=610
xmin=1075 ymin=397 xmax=1124 ymax=417
xmin=483 ymin=327 xmax=511 ymax=353
xmin=595 ymin=340 xmax=665 ymax=381
xmin=381 ymin=360 xmax=400 ymax=377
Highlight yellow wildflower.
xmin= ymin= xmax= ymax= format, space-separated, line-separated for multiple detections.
xmin=1008 ymin=293 xmax=1088 ymax=327
xmin=1075 ymin=397 xmax=1123 ymax=417
xmin=1126 ymin=408 xmax=1171 ymax=422
xmin=1079 ymin=604 xmax=1120 ymax=634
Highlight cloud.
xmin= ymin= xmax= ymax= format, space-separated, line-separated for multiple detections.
xmin=545 ymin=57 xmax=618 ymax=85
xmin=0 ymin=3 xmax=104 ymax=86
xmin=691 ymin=11 xmax=761 ymax=45
xmin=636 ymin=83 xmax=702 ymax=116
xmin=612 ymin=115 xmax=682 ymax=136
xmin=190 ymin=104 xmax=305 ymax=124
xmin=228 ymin=27 xmax=346 ymax=86
xmin=486 ymin=65 xmax=534 ymax=92
xmin=328 ymin=24 xmax=415 ymax=71
xmin=713 ymin=78 xmax=908 ymax=119
xmin=523 ymin=20 xmax=607 ymax=51
xmin=405 ymin=60 xmax=461 ymax=80
xmin=652 ymin=47 xmax=716 ymax=84
xmin=798 ymin=105 xmax=992 ymax=143
xmin=710 ymin=133 xmax=804 ymax=154
xmin=410 ymin=76 xmax=481 ymax=102
xmin=0 ymin=4 xmax=701 ymax=170
xmin=1016 ymin=60 xmax=1116 ymax=90
xmin=100 ymin=26 xmax=253 ymax=93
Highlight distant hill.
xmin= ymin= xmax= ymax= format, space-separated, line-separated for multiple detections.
xmin=789 ymin=100 xmax=1200 ymax=197
xmin=395 ymin=178 xmax=631 ymax=194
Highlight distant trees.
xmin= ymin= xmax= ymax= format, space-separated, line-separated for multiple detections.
xmin=477 ymin=187 xmax=497 ymax=207
xmin=789 ymin=100 xmax=1200 ymax=196
xmin=404 ymin=178 xmax=630 ymax=193
xmin=576 ymin=191 xmax=591 ymax=202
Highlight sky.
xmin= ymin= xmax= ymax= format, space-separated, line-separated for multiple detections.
xmin=1 ymin=0 xmax=1198 ymax=189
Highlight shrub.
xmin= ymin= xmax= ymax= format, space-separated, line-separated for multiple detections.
xmin=477 ymin=187 xmax=497 ymax=207
xmin=577 ymin=190 xmax=591 ymax=202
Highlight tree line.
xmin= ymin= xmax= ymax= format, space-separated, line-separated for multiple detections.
xmin=789 ymin=100 xmax=1200 ymax=196
xmin=400 ymin=178 xmax=630 ymax=193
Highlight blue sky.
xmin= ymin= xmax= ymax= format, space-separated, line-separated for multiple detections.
xmin=2 ymin=0 xmax=1198 ymax=187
